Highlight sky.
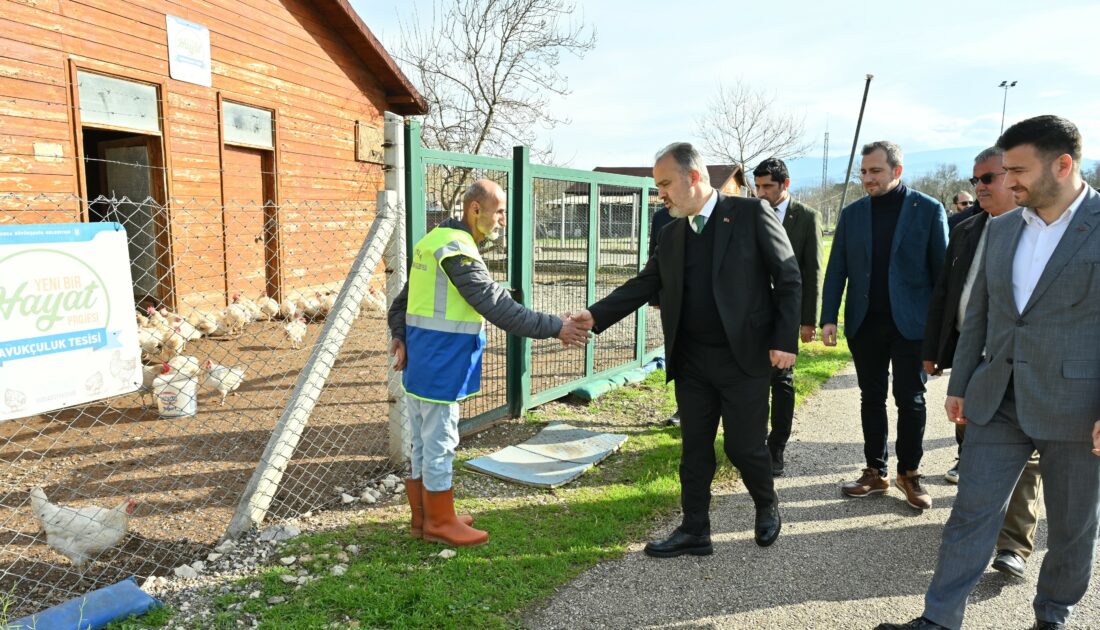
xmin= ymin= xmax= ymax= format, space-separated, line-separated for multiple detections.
xmin=351 ymin=0 xmax=1100 ymax=175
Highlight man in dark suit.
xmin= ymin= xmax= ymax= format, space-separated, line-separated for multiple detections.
xmin=753 ymin=157 xmax=823 ymax=476
xmin=921 ymin=147 xmax=1042 ymax=580
xmin=820 ymin=141 xmax=948 ymax=510
xmin=876 ymin=115 xmax=1100 ymax=630
xmin=570 ymin=142 xmax=801 ymax=556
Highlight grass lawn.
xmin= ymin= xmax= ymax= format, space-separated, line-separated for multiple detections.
xmin=109 ymin=330 xmax=850 ymax=629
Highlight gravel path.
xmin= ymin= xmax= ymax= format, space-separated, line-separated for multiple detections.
xmin=526 ymin=364 xmax=1100 ymax=629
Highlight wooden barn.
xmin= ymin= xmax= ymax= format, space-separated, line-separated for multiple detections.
xmin=0 ymin=0 xmax=426 ymax=310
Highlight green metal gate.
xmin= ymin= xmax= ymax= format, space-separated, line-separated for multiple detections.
xmin=405 ymin=122 xmax=664 ymax=433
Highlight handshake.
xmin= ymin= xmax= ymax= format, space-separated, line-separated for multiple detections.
xmin=557 ymin=309 xmax=595 ymax=348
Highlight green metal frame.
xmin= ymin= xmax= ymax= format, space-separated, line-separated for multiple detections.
xmin=404 ymin=121 xmax=664 ymax=431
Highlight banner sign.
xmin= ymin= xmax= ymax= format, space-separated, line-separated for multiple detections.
xmin=0 ymin=223 xmax=141 ymax=421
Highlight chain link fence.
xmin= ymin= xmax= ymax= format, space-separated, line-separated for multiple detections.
xmin=0 ymin=191 xmax=401 ymax=618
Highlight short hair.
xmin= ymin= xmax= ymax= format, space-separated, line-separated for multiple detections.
xmin=655 ymin=142 xmax=710 ymax=184
xmin=973 ymin=146 xmax=1004 ymax=165
xmin=462 ymin=179 xmax=500 ymax=210
xmin=861 ymin=140 xmax=904 ymax=170
xmin=952 ymin=192 xmax=972 ymax=204
xmin=752 ymin=157 xmax=790 ymax=183
xmin=996 ymin=115 xmax=1082 ymax=164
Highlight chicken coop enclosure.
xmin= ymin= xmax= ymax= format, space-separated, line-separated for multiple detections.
xmin=0 ymin=120 xmax=665 ymax=618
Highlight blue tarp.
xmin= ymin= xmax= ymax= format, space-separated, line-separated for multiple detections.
xmin=9 ymin=577 xmax=162 ymax=630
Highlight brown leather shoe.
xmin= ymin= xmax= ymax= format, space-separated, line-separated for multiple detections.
xmin=422 ymin=486 xmax=488 ymax=547
xmin=841 ymin=467 xmax=889 ymax=497
xmin=405 ymin=479 xmax=472 ymax=539
xmin=895 ymin=470 xmax=932 ymax=510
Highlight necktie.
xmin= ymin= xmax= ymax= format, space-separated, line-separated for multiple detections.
xmin=692 ymin=214 xmax=705 ymax=234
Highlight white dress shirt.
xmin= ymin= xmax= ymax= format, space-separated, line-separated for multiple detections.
xmin=774 ymin=197 xmax=790 ymax=225
xmin=689 ymin=190 xmax=718 ymax=231
xmin=1012 ymin=184 xmax=1089 ymax=312
xmin=957 ymin=222 xmax=989 ymax=331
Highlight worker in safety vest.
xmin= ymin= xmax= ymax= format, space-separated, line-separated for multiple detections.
xmin=388 ymin=179 xmax=592 ymax=546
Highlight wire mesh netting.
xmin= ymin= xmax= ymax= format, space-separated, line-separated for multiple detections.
xmin=593 ymin=184 xmax=643 ymax=374
xmin=0 ymin=191 xmax=400 ymax=617
xmin=644 ymin=189 xmax=666 ymax=356
xmin=530 ymin=177 xmax=589 ymax=395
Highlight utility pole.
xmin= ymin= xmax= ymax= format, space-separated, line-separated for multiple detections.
xmin=999 ymin=80 xmax=1017 ymax=135
xmin=839 ymin=74 xmax=874 ymax=214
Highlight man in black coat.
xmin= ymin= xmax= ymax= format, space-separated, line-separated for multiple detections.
xmin=753 ymin=158 xmax=823 ymax=476
xmin=571 ymin=142 xmax=801 ymax=556
xmin=921 ymin=146 xmax=1042 ymax=579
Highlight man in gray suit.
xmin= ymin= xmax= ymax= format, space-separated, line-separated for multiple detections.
xmin=876 ymin=116 xmax=1100 ymax=630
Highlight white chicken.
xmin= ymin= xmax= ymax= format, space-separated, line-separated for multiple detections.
xmin=278 ymin=299 xmax=298 ymax=320
xmin=146 ymin=305 xmax=169 ymax=328
xmin=284 ymin=317 xmax=307 ymax=349
xmin=298 ymin=294 xmax=323 ymax=320
xmin=224 ymin=295 xmax=251 ymax=336
xmin=172 ymin=317 xmax=203 ymax=342
xmin=257 ymin=296 xmax=280 ymax=320
xmin=30 ymin=487 xmax=137 ymax=569
xmin=136 ymin=363 xmax=166 ymax=408
xmin=201 ymin=359 xmax=245 ymax=405
xmin=318 ymin=291 xmax=338 ymax=318
xmin=167 ymin=354 xmax=202 ymax=378
xmin=187 ymin=310 xmax=221 ymax=336
xmin=360 ymin=286 xmax=387 ymax=318
xmin=234 ymin=294 xmax=262 ymax=322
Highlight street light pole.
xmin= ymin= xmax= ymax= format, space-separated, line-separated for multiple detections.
xmin=999 ymin=80 xmax=1017 ymax=135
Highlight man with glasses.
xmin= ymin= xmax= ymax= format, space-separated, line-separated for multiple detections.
xmin=948 ymin=191 xmax=980 ymax=230
xmin=921 ymin=146 xmax=1042 ymax=580
xmin=878 ymin=114 xmax=1100 ymax=630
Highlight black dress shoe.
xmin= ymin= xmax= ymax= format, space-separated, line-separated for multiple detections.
xmin=643 ymin=528 xmax=712 ymax=558
xmin=873 ymin=617 xmax=952 ymax=629
xmin=992 ymin=549 xmax=1026 ymax=578
xmin=665 ymin=412 xmax=681 ymax=427
xmin=754 ymin=506 xmax=781 ymax=547
xmin=1032 ymin=621 xmax=1065 ymax=629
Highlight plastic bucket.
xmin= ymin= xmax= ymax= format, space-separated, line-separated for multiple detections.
xmin=153 ymin=372 xmax=198 ymax=418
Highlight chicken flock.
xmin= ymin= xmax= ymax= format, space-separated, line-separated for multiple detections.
xmin=133 ymin=287 xmax=386 ymax=407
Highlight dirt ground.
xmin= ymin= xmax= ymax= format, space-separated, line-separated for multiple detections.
xmin=0 ymin=309 xmax=397 ymax=618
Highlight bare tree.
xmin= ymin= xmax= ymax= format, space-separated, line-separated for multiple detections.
xmin=1084 ymin=162 xmax=1100 ymax=189
xmin=909 ymin=163 xmax=970 ymax=209
xmin=397 ymin=0 xmax=595 ymax=160
xmin=695 ymin=79 xmax=812 ymax=193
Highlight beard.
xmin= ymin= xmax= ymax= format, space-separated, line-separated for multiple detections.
xmin=483 ymin=228 xmax=502 ymax=241
xmin=667 ymin=205 xmax=688 ymax=219
xmin=1017 ymin=169 xmax=1060 ymax=210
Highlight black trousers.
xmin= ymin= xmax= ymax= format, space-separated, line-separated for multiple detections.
xmin=674 ymin=340 xmax=776 ymax=536
xmin=847 ymin=312 xmax=928 ymax=476
xmin=766 ymin=366 xmax=795 ymax=456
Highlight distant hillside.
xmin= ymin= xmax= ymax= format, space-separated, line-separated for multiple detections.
xmin=787 ymin=147 xmax=1099 ymax=191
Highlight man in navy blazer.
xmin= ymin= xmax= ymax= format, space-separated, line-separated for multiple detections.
xmin=820 ymin=141 xmax=948 ymax=510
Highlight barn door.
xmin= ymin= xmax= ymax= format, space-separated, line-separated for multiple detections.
xmin=222 ymin=145 xmax=278 ymax=299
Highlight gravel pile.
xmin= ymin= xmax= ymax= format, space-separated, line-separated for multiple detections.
xmin=138 ymin=474 xmax=407 ymax=629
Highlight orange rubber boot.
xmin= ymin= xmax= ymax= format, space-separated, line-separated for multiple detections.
xmin=421 ymin=486 xmax=488 ymax=546
xmin=405 ymin=479 xmax=472 ymax=538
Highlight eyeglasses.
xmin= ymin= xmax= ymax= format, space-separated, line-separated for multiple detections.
xmin=969 ymin=172 xmax=1005 ymax=186
xmin=956 ymin=200 xmax=974 ymax=207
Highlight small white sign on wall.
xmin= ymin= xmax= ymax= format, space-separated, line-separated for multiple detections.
xmin=0 ymin=223 xmax=141 ymax=422
xmin=166 ymin=15 xmax=212 ymax=87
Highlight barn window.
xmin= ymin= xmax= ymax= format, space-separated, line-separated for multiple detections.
xmin=222 ymin=101 xmax=274 ymax=149
xmin=76 ymin=71 xmax=161 ymax=135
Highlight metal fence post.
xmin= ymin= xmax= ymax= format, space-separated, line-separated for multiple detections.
xmin=405 ymin=119 xmax=426 ymax=248
xmin=585 ymin=181 xmax=598 ymax=378
xmin=383 ymin=112 xmax=409 ymax=466
xmin=507 ymin=146 xmax=533 ymax=417
xmin=224 ymin=206 xmax=398 ymax=539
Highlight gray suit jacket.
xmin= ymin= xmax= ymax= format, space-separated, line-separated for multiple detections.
xmin=947 ymin=186 xmax=1100 ymax=442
